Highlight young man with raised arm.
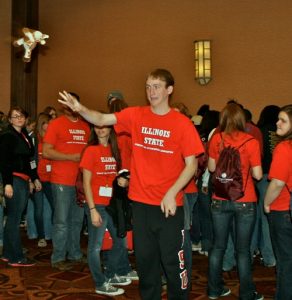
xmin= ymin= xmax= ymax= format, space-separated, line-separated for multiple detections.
xmin=58 ymin=69 xmax=204 ymax=300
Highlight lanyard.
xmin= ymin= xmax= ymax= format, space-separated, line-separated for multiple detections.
xmin=21 ymin=132 xmax=32 ymax=149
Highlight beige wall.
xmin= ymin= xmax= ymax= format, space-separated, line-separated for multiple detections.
xmin=0 ymin=0 xmax=11 ymax=113
xmin=2 ymin=1 xmax=292 ymax=120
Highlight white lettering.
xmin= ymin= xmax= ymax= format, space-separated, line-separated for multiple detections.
xmin=69 ymin=129 xmax=86 ymax=134
xmin=73 ymin=135 xmax=84 ymax=141
xmin=141 ymin=126 xmax=170 ymax=138
xmin=101 ymin=157 xmax=116 ymax=163
xmin=105 ymin=164 xmax=116 ymax=170
xmin=144 ymin=137 xmax=164 ymax=147
xmin=180 ymin=269 xmax=188 ymax=290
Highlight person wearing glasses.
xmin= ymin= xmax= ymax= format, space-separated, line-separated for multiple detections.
xmin=58 ymin=69 xmax=204 ymax=300
xmin=0 ymin=106 xmax=41 ymax=267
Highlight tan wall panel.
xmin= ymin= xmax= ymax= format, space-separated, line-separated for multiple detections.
xmin=35 ymin=0 xmax=292 ymax=120
xmin=0 ymin=0 xmax=11 ymax=114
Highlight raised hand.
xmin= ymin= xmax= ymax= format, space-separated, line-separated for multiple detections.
xmin=58 ymin=91 xmax=81 ymax=112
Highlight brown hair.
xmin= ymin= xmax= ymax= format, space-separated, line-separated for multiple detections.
xmin=36 ymin=112 xmax=51 ymax=138
xmin=8 ymin=106 xmax=28 ymax=119
xmin=171 ymin=102 xmax=191 ymax=118
xmin=87 ymin=126 xmax=121 ymax=171
xmin=219 ymin=103 xmax=246 ymax=134
xmin=147 ymin=69 xmax=174 ymax=87
xmin=109 ymin=98 xmax=128 ymax=113
xmin=278 ymin=104 xmax=292 ymax=141
xmin=43 ymin=106 xmax=56 ymax=114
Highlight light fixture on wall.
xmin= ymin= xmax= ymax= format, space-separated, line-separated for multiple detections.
xmin=194 ymin=40 xmax=211 ymax=85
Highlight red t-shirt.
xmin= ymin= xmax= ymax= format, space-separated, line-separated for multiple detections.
xmin=80 ymin=145 xmax=117 ymax=205
xmin=114 ymin=106 xmax=204 ymax=206
xmin=245 ymin=123 xmax=264 ymax=156
xmin=209 ymin=131 xmax=261 ymax=202
xmin=44 ymin=115 xmax=90 ymax=186
xmin=269 ymin=140 xmax=292 ymax=211
xmin=184 ymin=178 xmax=197 ymax=193
xmin=37 ymin=137 xmax=51 ymax=182
xmin=116 ymin=132 xmax=132 ymax=171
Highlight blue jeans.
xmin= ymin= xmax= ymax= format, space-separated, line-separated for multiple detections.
xmin=208 ymin=200 xmax=257 ymax=300
xmin=102 ymin=240 xmax=132 ymax=277
xmin=26 ymin=193 xmax=53 ymax=240
xmin=85 ymin=205 xmax=130 ymax=287
xmin=3 ymin=176 xmax=29 ymax=262
xmin=183 ymin=192 xmax=198 ymax=286
xmin=251 ymin=175 xmax=275 ymax=265
xmin=184 ymin=192 xmax=198 ymax=230
xmin=223 ymin=232 xmax=236 ymax=271
xmin=197 ymin=177 xmax=213 ymax=251
xmin=190 ymin=200 xmax=201 ymax=244
xmin=27 ymin=181 xmax=53 ymax=239
xmin=268 ymin=210 xmax=292 ymax=300
xmin=51 ymin=183 xmax=84 ymax=263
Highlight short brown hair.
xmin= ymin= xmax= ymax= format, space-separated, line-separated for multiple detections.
xmin=147 ymin=69 xmax=174 ymax=87
xmin=8 ymin=106 xmax=28 ymax=119
xmin=279 ymin=104 xmax=292 ymax=140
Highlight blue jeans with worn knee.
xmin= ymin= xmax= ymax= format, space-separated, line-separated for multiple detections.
xmin=208 ymin=200 xmax=257 ymax=300
xmin=268 ymin=210 xmax=292 ymax=300
xmin=51 ymin=183 xmax=84 ymax=264
xmin=3 ymin=176 xmax=29 ymax=263
xmin=85 ymin=204 xmax=129 ymax=287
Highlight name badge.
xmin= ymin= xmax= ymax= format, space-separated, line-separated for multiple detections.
xmin=30 ymin=160 xmax=37 ymax=169
xmin=99 ymin=186 xmax=113 ymax=197
xmin=46 ymin=164 xmax=52 ymax=172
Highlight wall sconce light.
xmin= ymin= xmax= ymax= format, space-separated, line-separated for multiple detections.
xmin=194 ymin=40 xmax=212 ymax=85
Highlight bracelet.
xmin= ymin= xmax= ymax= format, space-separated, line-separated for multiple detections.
xmin=89 ymin=207 xmax=95 ymax=211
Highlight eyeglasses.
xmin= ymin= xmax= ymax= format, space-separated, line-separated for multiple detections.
xmin=11 ymin=115 xmax=25 ymax=120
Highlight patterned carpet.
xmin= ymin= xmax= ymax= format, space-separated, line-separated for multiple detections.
xmin=0 ymin=231 xmax=276 ymax=299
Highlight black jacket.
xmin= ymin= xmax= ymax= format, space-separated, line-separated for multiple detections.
xmin=0 ymin=125 xmax=38 ymax=186
xmin=106 ymin=172 xmax=132 ymax=238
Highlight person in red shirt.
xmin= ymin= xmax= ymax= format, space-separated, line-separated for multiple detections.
xmin=58 ymin=69 xmax=204 ymax=300
xmin=81 ymin=125 xmax=132 ymax=296
xmin=264 ymin=104 xmax=292 ymax=300
xmin=107 ymin=95 xmax=138 ymax=280
xmin=43 ymin=93 xmax=90 ymax=271
xmin=29 ymin=112 xmax=54 ymax=248
xmin=207 ymin=103 xmax=263 ymax=300
xmin=108 ymin=96 xmax=132 ymax=171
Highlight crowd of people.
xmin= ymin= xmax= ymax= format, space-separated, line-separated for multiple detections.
xmin=0 ymin=68 xmax=291 ymax=300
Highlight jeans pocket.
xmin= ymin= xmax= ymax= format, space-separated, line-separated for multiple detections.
xmin=235 ymin=202 xmax=255 ymax=215
xmin=211 ymin=199 xmax=222 ymax=212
